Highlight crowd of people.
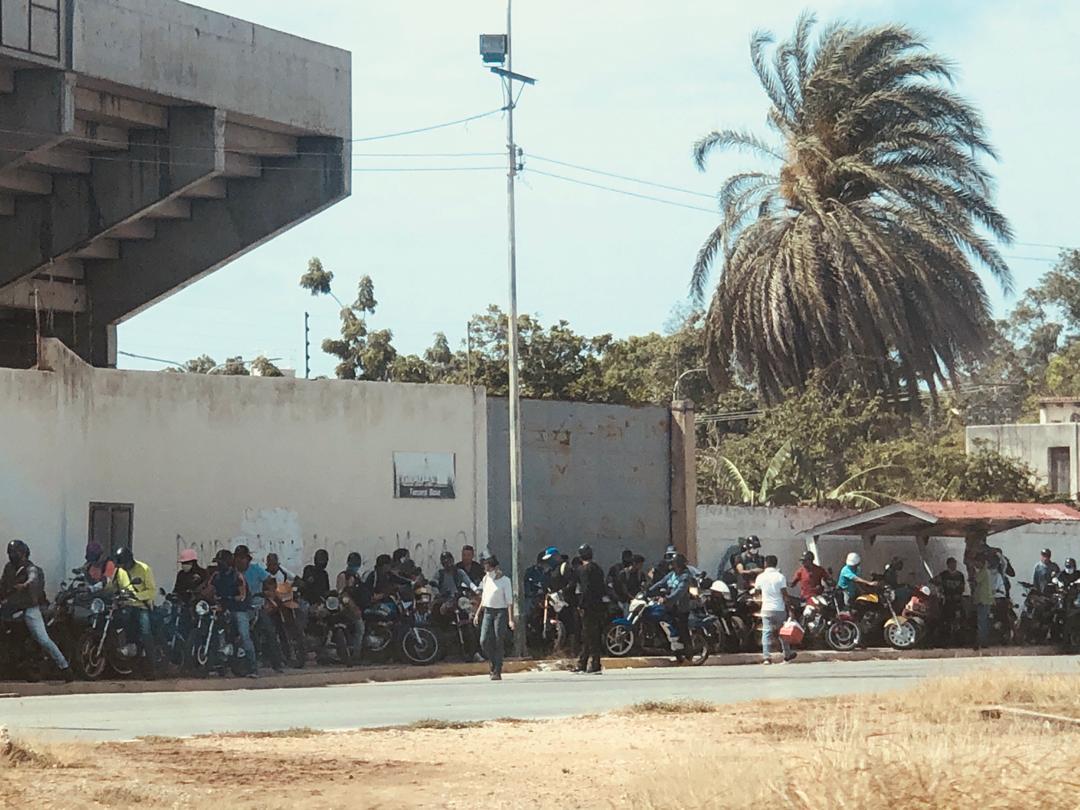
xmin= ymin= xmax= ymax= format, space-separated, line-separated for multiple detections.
xmin=3 ymin=534 xmax=1078 ymax=682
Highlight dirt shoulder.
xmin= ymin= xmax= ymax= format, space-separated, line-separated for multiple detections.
xmin=0 ymin=644 xmax=1059 ymax=698
xmin=2 ymin=668 xmax=1079 ymax=809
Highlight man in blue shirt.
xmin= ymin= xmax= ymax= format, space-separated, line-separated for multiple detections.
xmin=649 ymin=554 xmax=693 ymax=661
xmin=837 ymin=552 xmax=878 ymax=607
xmin=1033 ymin=548 xmax=1060 ymax=593
xmin=234 ymin=545 xmax=270 ymax=607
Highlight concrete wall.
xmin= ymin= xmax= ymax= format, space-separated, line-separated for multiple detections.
xmin=0 ymin=340 xmax=487 ymax=592
xmin=697 ymin=504 xmax=1080 ymax=607
xmin=487 ymin=399 xmax=671 ymax=571
xmin=967 ymin=423 xmax=1079 ymax=497
xmin=72 ymin=0 xmax=350 ymax=137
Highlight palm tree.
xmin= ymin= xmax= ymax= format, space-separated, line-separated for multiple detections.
xmin=692 ymin=14 xmax=1013 ymax=405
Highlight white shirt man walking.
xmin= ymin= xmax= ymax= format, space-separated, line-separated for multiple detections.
xmin=753 ymin=555 xmax=797 ymax=665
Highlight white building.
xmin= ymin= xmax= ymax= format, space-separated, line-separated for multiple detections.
xmin=965 ymin=397 xmax=1080 ymax=499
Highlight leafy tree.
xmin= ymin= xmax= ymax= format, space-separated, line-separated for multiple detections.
xmin=692 ymin=14 xmax=1011 ymax=404
xmin=251 ymin=356 xmax=285 ymax=377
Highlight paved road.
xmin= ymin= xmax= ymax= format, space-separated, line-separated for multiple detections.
xmin=2 ymin=655 xmax=1074 ymax=742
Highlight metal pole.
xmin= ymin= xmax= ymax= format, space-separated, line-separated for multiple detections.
xmin=304 ymin=311 xmax=311 ymax=379
xmin=504 ymin=0 xmax=526 ymax=657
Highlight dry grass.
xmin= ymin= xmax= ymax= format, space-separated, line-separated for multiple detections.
xmin=202 ymin=727 xmax=325 ymax=739
xmin=639 ymin=669 xmax=1080 ymax=809
xmin=620 ymin=698 xmax=719 ymax=715
xmin=0 ymin=727 xmax=73 ymax=770
xmin=402 ymin=718 xmax=484 ymax=731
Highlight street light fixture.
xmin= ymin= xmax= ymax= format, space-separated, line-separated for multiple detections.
xmin=480 ymin=0 xmax=536 ymax=657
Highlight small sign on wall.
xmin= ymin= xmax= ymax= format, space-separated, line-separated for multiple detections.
xmin=393 ymin=451 xmax=456 ymax=499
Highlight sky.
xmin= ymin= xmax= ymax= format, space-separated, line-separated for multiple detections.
xmin=117 ymin=1 xmax=1080 ymax=375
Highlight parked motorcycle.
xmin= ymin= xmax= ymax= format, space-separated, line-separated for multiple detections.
xmin=883 ymin=584 xmax=941 ymax=650
xmin=698 ymin=578 xmax=758 ymax=653
xmin=49 ymin=569 xmax=98 ymax=669
xmin=310 ymin=591 xmax=355 ymax=666
xmin=183 ymin=600 xmax=251 ymax=677
xmin=604 ymin=590 xmax=710 ymax=664
xmin=1016 ymin=581 xmax=1063 ymax=645
xmin=800 ymin=586 xmax=860 ymax=652
xmin=0 ymin=601 xmax=55 ymax=680
xmin=525 ymin=590 xmax=568 ymax=657
xmin=850 ymin=585 xmax=903 ymax=647
xmin=360 ymin=591 xmax=441 ymax=666
xmin=77 ymin=585 xmax=149 ymax=680
xmin=437 ymin=584 xmax=481 ymax=662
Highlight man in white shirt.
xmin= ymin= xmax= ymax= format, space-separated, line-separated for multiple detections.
xmin=474 ymin=555 xmax=516 ymax=681
xmin=753 ymin=555 xmax=796 ymax=665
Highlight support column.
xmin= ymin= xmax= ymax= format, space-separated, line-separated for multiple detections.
xmin=670 ymin=399 xmax=697 ymax=564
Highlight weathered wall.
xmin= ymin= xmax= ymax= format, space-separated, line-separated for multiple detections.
xmin=487 ymin=399 xmax=671 ymax=570
xmin=697 ymin=504 xmax=1080 ymax=607
xmin=0 ymin=340 xmax=487 ymax=591
xmin=0 ymin=0 xmax=65 ymax=65
xmin=967 ymin=423 xmax=1079 ymax=496
xmin=71 ymin=0 xmax=351 ymax=137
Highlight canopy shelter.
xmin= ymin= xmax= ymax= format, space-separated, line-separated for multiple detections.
xmin=802 ymin=501 xmax=1080 ymax=543
xmin=800 ymin=501 xmax=1080 ymax=580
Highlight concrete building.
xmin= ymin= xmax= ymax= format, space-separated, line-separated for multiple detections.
xmin=965 ymin=397 xmax=1080 ymax=498
xmin=0 ymin=0 xmax=350 ymax=368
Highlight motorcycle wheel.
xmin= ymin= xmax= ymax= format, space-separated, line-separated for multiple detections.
xmin=401 ymin=626 xmax=440 ymax=666
xmin=825 ymin=620 xmax=860 ymax=652
xmin=332 ymin=627 xmax=352 ymax=666
xmin=604 ymin=625 xmax=635 ymax=657
xmin=183 ymin=639 xmax=212 ymax=678
xmin=884 ymin=620 xmax=919 ymax=650
xmin=107 ymin=650 xmax=135 ymax=678
xmin=688 ymin=629 xmax=710 ymax=666
xmin=77 ymin=630 xmax=108 ymax=680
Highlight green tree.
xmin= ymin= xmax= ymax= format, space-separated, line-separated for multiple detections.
xmin=692 ymin=14 xmax=1012 ymax=404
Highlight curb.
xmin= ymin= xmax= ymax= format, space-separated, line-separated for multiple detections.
xmin=0 ymin=645 xmax=1064 ymax=697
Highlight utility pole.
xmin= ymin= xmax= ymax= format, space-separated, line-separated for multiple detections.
xmin=480 ymin=4 xmax=535 ymax=657
xmin=304 ymin=311 xmax=310 ymax=379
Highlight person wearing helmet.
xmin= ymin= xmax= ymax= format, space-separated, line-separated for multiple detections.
xmin=649 ymin=553 xmax=694 ymax=662
xmin=173 ymin=549 xmax=207 ymax=603
xmin=300 ymin=549 xmax=331 ymax=605
xmin=108 ymin=546 xmax=158 ymax=679
xmin=206 ymin=549 xmax=258 ymax=676
xmin=648 ymin=544 xmax=679 ymax=587
xmin=789 ymin=550 xmax=830 ymax=603
xmin=83 ymin=541 xmax=115 ymax=586
xmin=573 ymin=544 xmax=606 ymax=674
xmin=1033 ymin=548 xmax=1060 ymax=593
xmin=364 ymin=553 xmax=413 ymax=603
xmin=0 ymin=540 xmax=74 ymax=682
xmin=1058 ymin=558 xmax=1079 ymax=587
xmin=735 ymin=537 xmax=766 ymax=591
xmin=836 ymin=552 xmax=877 ymax=608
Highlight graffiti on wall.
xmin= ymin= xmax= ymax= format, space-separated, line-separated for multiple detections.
xmin=173 ymin=508 xmax=479 ymax=576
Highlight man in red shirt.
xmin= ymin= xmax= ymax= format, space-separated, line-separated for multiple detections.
xmin=790 ymin=551 xmax=830 ymax=601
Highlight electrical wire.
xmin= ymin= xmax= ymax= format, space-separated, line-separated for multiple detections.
xmin=526 ymin=167 xmax=718 ymax=214
xmin=528 ymin=154 xmax=716 ymax=199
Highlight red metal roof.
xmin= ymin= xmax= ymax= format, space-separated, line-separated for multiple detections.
xmin=803 ymin=500 xmax=1080 ymax=540
xmin=904 ymin=501 xmax=1080 ymax=522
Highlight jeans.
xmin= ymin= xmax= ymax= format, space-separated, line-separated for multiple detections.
xmin=128 ymin=607 xmax=158 ymax=674
xmin=480 ymin=608 xmax=509 ymax=675
xmin=234 ymin=610 xmax=257 ymax=673
xmin=577 ymin=607 xmax=604 ymax=672
xmin=24 ymin=606 xmax=68 ymax=670
xmin=762 ymin=610 xmax=791 ymax=660
xmin=975 ymin=603 xmax=991 ymax=648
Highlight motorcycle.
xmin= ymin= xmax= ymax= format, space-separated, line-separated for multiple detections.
xmin=272 ymin=579 xmax=306 ymax=668
xmin=310 ymin=591 xmax=355 ymax=666
xmin=0 ymin=601 xmax=56 ymax=680
xmin=800 ymin=586 xmax=860 ymax=651
xmin=525 ymin=590 xmax=568 ymax=657
xmin=1060 ymin=584 xmax=1080 ymax=651
xmin=154 ymin=591 xmax=191 ymax=670
xmin=603 ymin=590 xmax=710 ymax=665
xmin=49 ymin=569 xmax=98 ymax=669
xmin=437 ymin=583 xmax=481 ymax=662
xmin=697 ymin=578 xmax=755 ymax=653
xmin=1016 ymin=581 xmax=1063 ymax=645
xmin=77 ymin=585 xmax=149 ymax=680
xmin=360 ymin=590 xmax=441 ymax=666
xmin=850 ymin=585 xmax=903 ymax=647
xmin=183 ymin=600 xmax=251 ymax=677
xmin=883 ymin=585 xmax=941 ymax=650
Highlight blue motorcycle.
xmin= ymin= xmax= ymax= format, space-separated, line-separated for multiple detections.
xmin=603 ymin=590 xmax=711 ymax=665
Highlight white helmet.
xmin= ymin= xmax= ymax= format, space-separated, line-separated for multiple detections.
xmin=846 ymin=552 xmax=861 ymax=567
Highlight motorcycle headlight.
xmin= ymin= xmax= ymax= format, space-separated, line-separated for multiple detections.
xmin=458 ymin=596 xmax=472 ymax=610
xmin=195 ymin=600 xmax=210 ymax=616
xmin=325 ymin=596 xmax=341 ymax=611
xmin=89 ymin=598 xmax=105 ymax=615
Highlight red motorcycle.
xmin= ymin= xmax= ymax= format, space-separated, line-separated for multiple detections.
xmin=883 ymin=584 xmax=941 ymax=650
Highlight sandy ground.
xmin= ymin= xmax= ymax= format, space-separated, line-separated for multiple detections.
xmin=3 ymin=669 xmax=1080 ymax=809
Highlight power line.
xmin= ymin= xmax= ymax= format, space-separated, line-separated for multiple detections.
xmin=528 ymin=154 xmax=717 ymax=199
xmin=526 ymin=167 xmax=719 ymax=214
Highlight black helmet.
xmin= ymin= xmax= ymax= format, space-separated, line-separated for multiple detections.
xmin=578 ymin=543 xmax=594 ymax=561
xmin=346 ymin=552 xmax=362 ymax=568
xmin=114 ymin=546 xmax=134 ymax=569
xmin=801 ymin=550 xmax=815 ymax=563
xmin=6 ymin=539 xmax=29 ymax=562
xmin=376 ymin=553 xmax=393 ymax=568
xmin=440 ymin=551 xmax=454 ymax=565
xmin=746 ymin=536 xmax=762 ymax=549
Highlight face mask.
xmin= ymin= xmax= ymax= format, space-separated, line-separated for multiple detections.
xmin=181 ymin=562 xmax=194 ymax=571
xmin=347 ymin=564 xmax=361 ymax=575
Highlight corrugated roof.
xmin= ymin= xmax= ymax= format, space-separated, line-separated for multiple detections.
xmin=1037 ymin=397 xmax=1080 ymax=405
xmin=803 ymin=500 xmax=1080 ymax=540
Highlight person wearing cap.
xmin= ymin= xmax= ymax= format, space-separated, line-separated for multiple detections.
xmin=735 ymin=537 xmax=766 ymax=591
xmin=173 ymin=549 xmax=208 ymax=603
xmin=717 ymin=537 xmax=748 ymax=584
xmin=1033 ymin=548 xmax=1060 ymax=593
xmin=573 ymin=544 xmax=607 ymax=674
xmin=234 ymin=545 xmax=270 ymax=611
xmin=789 ymin=550 xmax=830 ymax=602
xmin=650 ymin=553 xmax=694 ymax=662
xmin=648 ymin=545 xmax=679 ymax=587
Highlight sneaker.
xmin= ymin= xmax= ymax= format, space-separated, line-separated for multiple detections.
xmin=490 ymin=672 xmax=502 ymax=681
xmin=246 ymin=670 xmax=259 ymax=679
xmin=761 ymin=659 xmax=772 ymax=665
xmin=783 ymin=652 xmax=798 ymax=664
xmin=586 ymin=669 xmax=603 ymax=675
xmin=60 ymin=667 xmax=75 ymax=683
